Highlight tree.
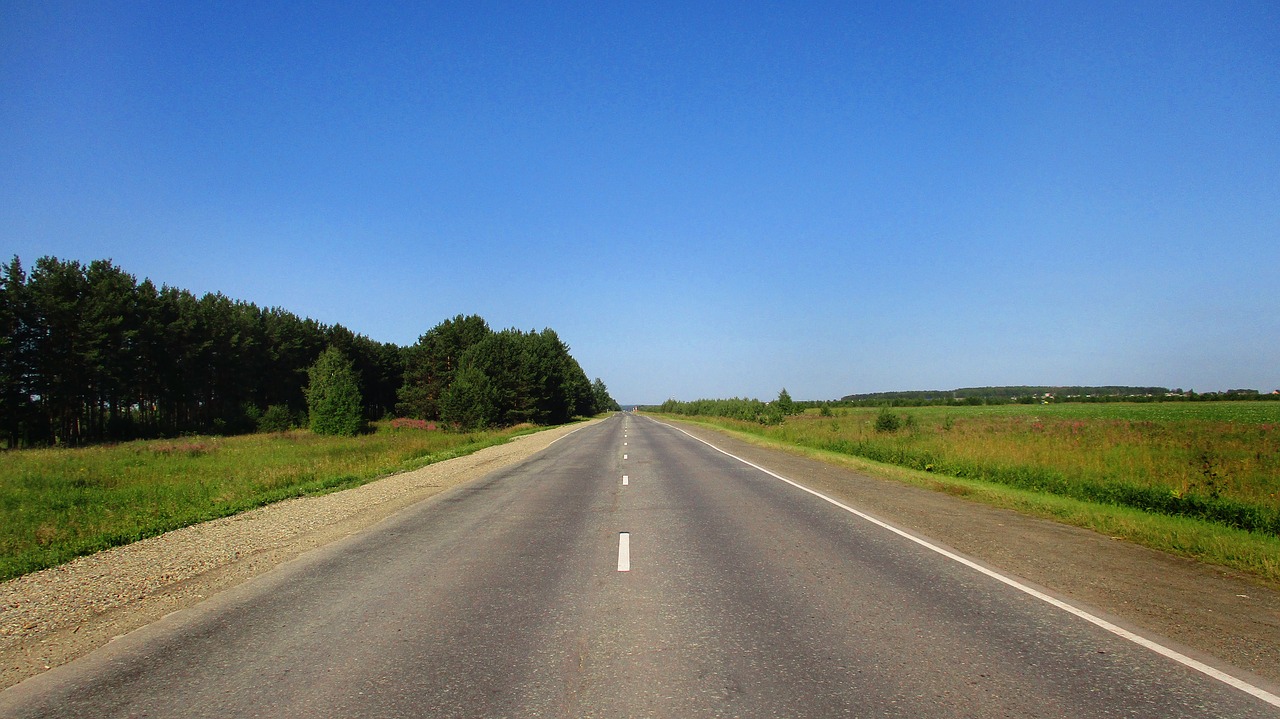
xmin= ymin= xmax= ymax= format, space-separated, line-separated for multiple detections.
xmin=518 ymin=328 xmax=575 ymax=425
xmin=306 ymin=347 xmax=364 ymax=436
xmin=83 ymin=259 xmax=143 ymax=440
xmin=562 ymin=355 xmax=596 ymax=419
xmin=439 ymin=365 xmax=498 ymax=429
xmin=592 ymin=378 xmax=620 ymax=414
xmin=1 ymin=255 xmax=598 ymax=444
xmin=776 ymin=388 xmax=795 ymax=416
xmin=0 ymin=257 xmax=32 ymax=447
xmin=425 ymin=324 xmax=601 ymax=427
xmin=459 ymin=329 xmax=528 ymax=425
xmin=397 ymin=314 xmax=491 ymax=420
xmin=27 ymin=257 xmax=91 ymax=444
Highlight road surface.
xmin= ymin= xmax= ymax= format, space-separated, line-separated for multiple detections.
xmin=1 ymin=414 xmax=1275 ymax=717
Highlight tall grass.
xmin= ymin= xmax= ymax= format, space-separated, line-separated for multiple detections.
xmin=662 ymin=402 xmax=1280 ymax=534
xmin=0 ymin=422 xmax=542 ymax=581
xmin=651 ymin=402 xmax=1280 ymax=583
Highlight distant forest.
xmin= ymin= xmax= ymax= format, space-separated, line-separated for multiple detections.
xmin=838 ymin=386 xmax=1276 ymax=406
xmin=0 ymin=256 xmax=618 ymax=448
xmin=648 ymin=385 xmax=1278 ymax=424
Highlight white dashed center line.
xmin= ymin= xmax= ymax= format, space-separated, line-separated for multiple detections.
xmin=622 ymin=475 xmax=629 ymax=485
xmin=617 ymin=533 xmax=631 ymax=572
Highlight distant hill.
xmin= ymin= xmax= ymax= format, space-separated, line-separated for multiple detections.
xmin=839 ymin=386 xmax=1173 ymax=402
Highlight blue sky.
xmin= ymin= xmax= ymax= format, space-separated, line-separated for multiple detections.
xmin=3 ymin=2 xmax=1277 ymax=403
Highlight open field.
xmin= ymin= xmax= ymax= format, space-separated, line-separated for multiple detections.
xmin=0 ymin=422 xmax=547 ymax=581
xmin=648 ymin=401 xmax=1280 ymax=583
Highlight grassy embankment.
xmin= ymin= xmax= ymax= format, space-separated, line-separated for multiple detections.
xmin=0 ymin=422 xmax=549 ymax=582
xmin=651 ymin=402 xmax=1280 ymax=585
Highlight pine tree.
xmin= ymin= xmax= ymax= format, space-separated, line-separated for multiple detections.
xmin=397 ymin=314 xmax=491 ymax=420
xmin=0 ymin=257 xmax=32 ymax=447
xmin=776 ymin=388 xmax=795 ymax=415
xmin=439 ymin=364 xmax=498 ymax=429
xmin=592 ymin=378 xmax=620 ymax=414
xmin=306 ymin=347 xmax=364 ymax=436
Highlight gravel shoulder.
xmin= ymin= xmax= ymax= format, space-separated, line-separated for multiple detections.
xmin=665 ymin=418 xmax=1280 ymax=691
xmin=0 ymin=421 xmax=595 ymax=690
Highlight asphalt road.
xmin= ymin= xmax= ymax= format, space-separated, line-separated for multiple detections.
xmin=1 ymin=414 xmax=1275 ymax=718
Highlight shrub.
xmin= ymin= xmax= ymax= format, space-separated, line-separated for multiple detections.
xmin=759 ymin=403 xmax=785 ymax=426
xmin=257 ymin=404 xmax=294 ymax=433
xmin=874 ymin=408 xmax=903 ymax=433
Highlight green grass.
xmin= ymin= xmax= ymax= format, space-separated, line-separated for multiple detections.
xmin=650 ymin=402 xmax=1280 ymax=585
xmin=0 ymin=422 xmax=551 ymax=581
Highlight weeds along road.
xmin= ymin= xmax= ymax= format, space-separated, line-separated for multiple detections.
xmin=1 ymin=414 xmax=1276 ymax=718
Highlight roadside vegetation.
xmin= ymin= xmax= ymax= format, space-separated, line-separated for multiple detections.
xmin=0 ymin=421 xmax=552 ymax=582
xmin=0 ymin=254 xmax=622 ymax=581
xmin=0 ymin=255 xmax=619 ymax=448
xmin=647 ymin=400 xmax=1280 ymax=584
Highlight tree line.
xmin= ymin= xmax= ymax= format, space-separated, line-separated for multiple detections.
xmin=0 ymin=256 xmax=617 ymax=447
xmin=837 ymin=386 xmax=1279 ymax=407
xmin=396 ymin=314 xmax=618 ymax=430
xmin=651 ymin=390 xmax=797 ymax=425
xmin=839 ymin=386 xmax=1175 ymax=402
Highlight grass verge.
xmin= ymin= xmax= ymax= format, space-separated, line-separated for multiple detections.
xmin=0 ymin=421 xmax=557 ymax=582
xmin=652 ymin=414 xmax=1280 ymax=587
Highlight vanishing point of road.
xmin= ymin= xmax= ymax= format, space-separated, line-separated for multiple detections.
xmin=1 ymin=414 xmax=1276 ymax=717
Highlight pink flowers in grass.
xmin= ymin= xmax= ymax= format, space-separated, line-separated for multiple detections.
xmin=389 ymin=418 xmax=437 ymax=431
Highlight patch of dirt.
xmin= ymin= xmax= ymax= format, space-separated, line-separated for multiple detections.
xmin=668 ymin=420 xmax=1280 ymax=690
xmin=0 ymin=422 xmax=593 ymax=690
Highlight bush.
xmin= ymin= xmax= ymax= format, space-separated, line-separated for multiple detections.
xmin=874 ymin=408 xmax=903 ymax=433
xmin=759 ymin=403 xmax=785 ymax=425
xmin=257 ymin=404 xmax=294 ymax=433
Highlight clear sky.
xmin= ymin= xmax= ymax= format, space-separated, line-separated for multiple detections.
xmin=3 ymin=2 xmax=1277 ymax=403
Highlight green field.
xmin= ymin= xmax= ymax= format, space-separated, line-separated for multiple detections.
xmin=0 ymin=422 xmax=546 ymax=581
xmin=651 ymin=401 xmax=1280 ymax=583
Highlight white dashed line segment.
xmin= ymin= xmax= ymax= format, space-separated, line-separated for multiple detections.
xmin=618 ymin=533 xmax=631 ymax=572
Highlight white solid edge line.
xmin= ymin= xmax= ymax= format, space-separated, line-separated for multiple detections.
xmin=618 ymin=532 xmax=631 ymax=572
xmin=650 ymin=418 xmax=1280 ymax=709
xmin=547 ymin=423 xmax=591 ymax=445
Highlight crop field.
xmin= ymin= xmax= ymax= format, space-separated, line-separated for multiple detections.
xmin=653 ymin=401 xmax=1280 ymax=580
xmin=0 ymin=423 xmax=541 ymax=581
